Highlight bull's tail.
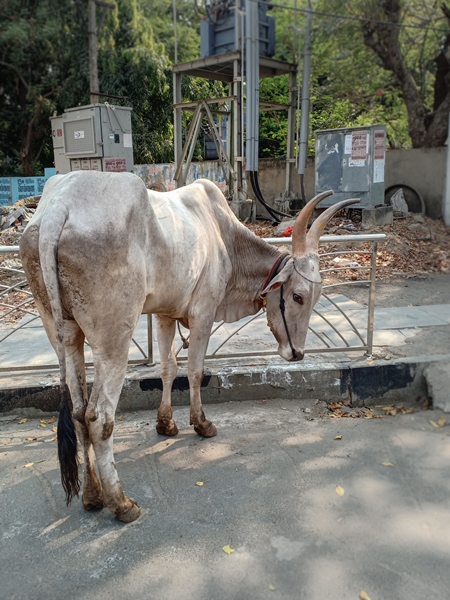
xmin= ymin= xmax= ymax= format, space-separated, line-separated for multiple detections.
xmin=39 ymin=208 xmax=80 ymax=504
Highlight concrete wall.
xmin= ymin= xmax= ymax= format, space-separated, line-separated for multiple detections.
xmin=385 ymin=147 xmax=445 ymax=219
xmin=135 ymin=147 xmax=446 ymax=220
xmin=134 ymin=161 xmax=228 ymax=193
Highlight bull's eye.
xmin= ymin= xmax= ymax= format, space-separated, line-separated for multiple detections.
xmin=293 ymin=293 xmax=303 ymax=305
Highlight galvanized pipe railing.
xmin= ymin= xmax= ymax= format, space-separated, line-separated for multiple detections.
xmin=0 ymin=233 xmax=385 ymax=370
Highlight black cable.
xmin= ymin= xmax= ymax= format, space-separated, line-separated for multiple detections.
xmin=249 ymin=171 xmax=292 ymax=224
xmin=249 ymin=171 xmax=282 ymax=223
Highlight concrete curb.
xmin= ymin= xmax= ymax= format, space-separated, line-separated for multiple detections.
xmin=1 ymin=353 xmax=448 ymax=415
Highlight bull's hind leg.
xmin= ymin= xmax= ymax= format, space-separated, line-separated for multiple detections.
xmin=63 ymin=321 xmax=103 ymax=511
xmin=39 ymin=313 xmax=103 ymax=510
xmin=84 ymin=330 xmax=141 ymax=523
xmin=155 ymin=316 xmax=179 ymax=436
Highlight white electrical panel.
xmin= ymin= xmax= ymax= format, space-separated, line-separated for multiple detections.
xmin=50 ymin=104 xmax=134 ymax=174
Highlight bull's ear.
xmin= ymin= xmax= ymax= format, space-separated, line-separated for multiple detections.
xmin=261 ymin=261 xmax=294 ymax=295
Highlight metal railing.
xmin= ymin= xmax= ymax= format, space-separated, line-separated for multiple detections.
xmin=0 ymin=233 xmax=385 ymax=372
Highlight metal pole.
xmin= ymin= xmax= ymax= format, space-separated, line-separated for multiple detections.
xmin=366 ymin=241 xmax=378 ymax=355
xmin=245 ymin=0 xmax=259 ymax=172
xmin=88 ymin=0 xmax=99 ymax=104
xmin=147 ymin=315 xmax=154 ymax=365
xmin=297 ymin=1 xmax=312 ymax=179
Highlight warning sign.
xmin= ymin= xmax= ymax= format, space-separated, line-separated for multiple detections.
xmin=374 ymin=129 xmax=385 ymax=160
xmin=103 ymin=158 xmax=127 ymax=172
xmin=351 ymin=130 xmax=368 ymax=161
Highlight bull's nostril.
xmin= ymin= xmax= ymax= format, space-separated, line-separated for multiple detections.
xmin=291 ymin=349 xmax=304 ymax=361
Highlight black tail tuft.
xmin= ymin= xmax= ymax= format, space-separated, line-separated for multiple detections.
xmin=57 ymin=387 xmax=80 ymax=505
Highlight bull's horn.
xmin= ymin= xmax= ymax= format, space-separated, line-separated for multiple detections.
xmin=291 ymin=190 xmax=334 ymax=256
xmin=307 ymin=198 xmax=361 ymax=253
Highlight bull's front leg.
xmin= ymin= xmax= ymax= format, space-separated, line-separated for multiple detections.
xmin=187 ymin=316 xmax=217 ymax=438
xmin=155 ymin=316 xmax=179 ymax=436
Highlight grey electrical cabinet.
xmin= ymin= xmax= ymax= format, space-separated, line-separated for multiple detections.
xmin=49 ymin=115 xmax=71 ymax=174
xmin=51 ymin=104 xmax=134 ymax=174
xmin=315 ymin=125 xmax=386 ymax=207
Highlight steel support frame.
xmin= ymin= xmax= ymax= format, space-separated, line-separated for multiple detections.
xmin=172 ymin=52 xmax=297 ymax=205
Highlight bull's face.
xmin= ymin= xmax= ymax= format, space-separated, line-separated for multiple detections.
xmin=261 ymin=191 xmax=360 ymax=362
xmin=263 ymin=255 xmax=322 ymax=361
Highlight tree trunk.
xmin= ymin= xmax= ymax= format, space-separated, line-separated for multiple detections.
xmin=361 ymin=0 xmax=450 ymax=148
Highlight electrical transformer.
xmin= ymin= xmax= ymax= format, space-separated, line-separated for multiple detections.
xmin=200 ymin=0 xmax=275 ymax=58
xmin=50 ymin=103 xmax=134 ymax=174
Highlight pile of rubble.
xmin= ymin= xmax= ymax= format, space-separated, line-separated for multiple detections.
xmin=0 ymin=197 xmax=39 ymax=234
xmin=245 ymin=210 xmax=450 ymax=280
xmin=1 ymin=195 xmax=450 ymax=281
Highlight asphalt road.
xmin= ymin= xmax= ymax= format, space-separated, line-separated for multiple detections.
xmin=1 ymin=398 xmax=450 ymax=600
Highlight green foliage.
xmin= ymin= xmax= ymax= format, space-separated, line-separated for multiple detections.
xmin=0 ymin=0 xmax=77 ymax=175
xmin=0 ymin=0 xmax=447 ymax=175
xmin=259 ymin=77 xmax=289 ymax=157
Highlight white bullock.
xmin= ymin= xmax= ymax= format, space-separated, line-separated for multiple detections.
xmin=20 ymin=171 xmax=355 ymax=522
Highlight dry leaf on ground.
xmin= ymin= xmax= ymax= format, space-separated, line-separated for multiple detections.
xmin=430 ymin=417 xmax=447 ymax=428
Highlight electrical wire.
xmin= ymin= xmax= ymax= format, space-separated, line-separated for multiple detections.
xmin=249 ymin=0 xmax=448 ymax=34
xmin=248 ymin=170 xmax=292 ymax=223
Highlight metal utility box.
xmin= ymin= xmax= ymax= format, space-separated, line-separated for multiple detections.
xmin=315 ymin=125 xmax=386 ymax=207
xmin=49 ymin=115 xmax=71 ymax=174
xmin=200 ymin=0 xmax=275 ymax=58
xmin=50 ymin=104 xmax=134 ymax=174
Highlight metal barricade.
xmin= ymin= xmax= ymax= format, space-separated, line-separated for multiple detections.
xmin=0 ymin=233 xmax=385 ymax=371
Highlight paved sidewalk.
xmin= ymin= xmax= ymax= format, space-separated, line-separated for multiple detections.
xmin=1 ymin=292 xmax=449 ymax=370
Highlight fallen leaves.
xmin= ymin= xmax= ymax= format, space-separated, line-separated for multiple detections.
xmin=359 ymin=592 xmax=372 ymax=600
xmin=334 ymin=435 xmax=342 ymax=440
xmin=335 ymin=485 xmax=345 ymax=497
xmin=318 ymin=213 xmax=450 ymax=282
xmin=328 ymin=402 xmax=417 ymax=419
xmin=24 ymin=462 xmax=34 ymax=468
xmin=222 ymin=545 xmax=235 ymax=555
xmin=430 ymin=416 xmax=446 ymax=428
xmin=381 ymin=462 xmax=395 ymax=467
xmin=195 ymin=482 xmax=204 ymax=487
xmin=18 ymin=418 xmax=27 ymax=424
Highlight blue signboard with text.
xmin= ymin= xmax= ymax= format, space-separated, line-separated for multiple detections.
xmin=0 ymin=178 xmax=12 ymax=206
xmin=0 ymin=171 xmax=56 ymax=206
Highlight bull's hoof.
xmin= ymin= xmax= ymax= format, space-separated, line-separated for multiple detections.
xmin=156 ymin=419 xmax=179 ymax=436
xmin=82 ymin=494 xmax=104 ymax=511
xmin=194 ymin=421 xmax=217 ymax=438
xmin=116 ymin=498 xmax=141 ymax=523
